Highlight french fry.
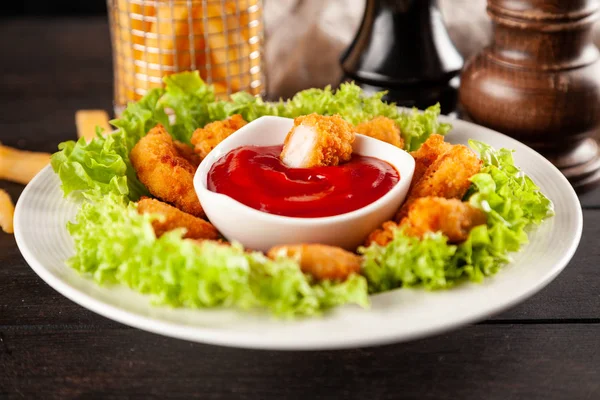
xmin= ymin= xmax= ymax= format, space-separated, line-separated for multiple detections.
xmin=75 ymin=110 xmax=112 ymax=142
xmin=113 ymin=0 xmax=261 ymax=104
xmin=0 ymin=189 xmax=14 ymax=234
xmin=0 ymin=144 xmax=51 ymax=185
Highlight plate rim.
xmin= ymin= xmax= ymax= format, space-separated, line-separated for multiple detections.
xmin=13 ymin=118 xmax=583 ymax=350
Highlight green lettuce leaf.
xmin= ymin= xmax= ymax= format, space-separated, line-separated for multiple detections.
xmin=155 ymin=72 xmax=449 ymax=150
xmin=67 ymin=194 xmax=369 ymax=317
xmin=52 ymin=73 xmax=447 ymax=200
xmin=157 ymin=71 xmax=216 ymax=143
xmin=51 ymin=88 xmax=168 ymax=200
xmin=360 ymin=141 xmax=554 ymax=292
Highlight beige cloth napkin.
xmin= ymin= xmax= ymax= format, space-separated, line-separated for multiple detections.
xmin=264 ymin=0 xmax=600 ymax=99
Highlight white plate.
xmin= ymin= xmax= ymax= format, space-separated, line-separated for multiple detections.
xmin=14 ymin=118 xmax=582 ymax=350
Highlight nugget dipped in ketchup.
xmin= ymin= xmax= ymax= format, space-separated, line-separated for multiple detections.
xmin=280 ymin=114 xmax=355 ymax=168
xmin=207 ymin=114 xmax=400 ymax=219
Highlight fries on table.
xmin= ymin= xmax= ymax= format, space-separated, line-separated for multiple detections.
xmin=0 ymin=143 xmax=50 ymax=185
xmin=0 ymin=189 xmax=14 ymax=234
xmin=75 ymin=110 xmax=112 ymax=142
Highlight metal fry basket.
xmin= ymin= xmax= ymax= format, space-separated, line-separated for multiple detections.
xmin=107 ymin=0 xmax=265 ymax=114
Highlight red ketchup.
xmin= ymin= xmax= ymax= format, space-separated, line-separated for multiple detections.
xmin=207 ymin=145 xmax=400 ymax=218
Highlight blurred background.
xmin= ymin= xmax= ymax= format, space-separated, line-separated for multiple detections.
xmin=1 ymin=0 xmax=495 ymax=100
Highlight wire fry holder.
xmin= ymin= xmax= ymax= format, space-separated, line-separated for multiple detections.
xmin=107 ymin=0 xmax=265 ymax=115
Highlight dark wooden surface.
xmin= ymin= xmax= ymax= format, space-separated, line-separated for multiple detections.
xmin=1 ymin=17 xmax=600 ymax=399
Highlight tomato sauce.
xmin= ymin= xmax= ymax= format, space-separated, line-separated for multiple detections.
xmin=207 ymin=145 xmax=399 ymax=218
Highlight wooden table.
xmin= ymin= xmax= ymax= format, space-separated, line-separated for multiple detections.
xmin=1 ymin=17 xmax=600 ymax=399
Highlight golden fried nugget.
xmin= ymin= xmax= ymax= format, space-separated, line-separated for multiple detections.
xmin=0 ymin=189 xmax=15 ymax=234
xmin=268 ymin=243 xmax=361 ymax=281
xmin=401 ymin=197 xmax=486 ymax=243
xmin=173 ymin=140 xmax=201 ymax=167
xmin=280 ymin=113 xmax=355 ymax=168
xmin=396 ymin=144 xmax=482 ymax=221
xmin=137 ymin=197 xmax=218 ymax=240
xmin=365 ymin=220 xmax=399 ymax=247
xmin=130 ymin=124 xmax=204 ymax=217
xmin=409 ymin=134 xmax=453 ymax=186
xmin=355 ymin=116 xmax=404 ymax=148
xmin=191 ymin=114 xmax=247 ymax=159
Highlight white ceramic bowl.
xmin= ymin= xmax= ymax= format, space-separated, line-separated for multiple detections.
xmin=194 ymin=116 xmax=415 ymax=252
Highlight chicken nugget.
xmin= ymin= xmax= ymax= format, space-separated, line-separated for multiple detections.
xmin=401 ymin=197 xmax=486 ymax=243
xmin=130 ymin=124 xmax=204 ymax=217
xmin=280 ymin=113 xmax=355 ymax=168
xmin=355 ymin=116 xmax=404 ymax=148
xmin=396 ymin=144 xmax=482 ymax=221
xmin=191 ymin=114 xmax=247 ymax=159
xmin=137 ymin=197 xmax=219 ymax=240
xmin=410 ymin=134 xmax=452 ymax=186
xmin=365 ymin=220 xmax=399 ymax=247
xmin=173 ymin=140 xmax=201 ymax=167
xmin=267 ymin=243 xmax=361 ymax=281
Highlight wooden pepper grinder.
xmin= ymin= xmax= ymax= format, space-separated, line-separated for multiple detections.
xmin=460 ymin=0 xmax=600 ymax=191
xmin=340 ymin=0 xmax=464 ymax=114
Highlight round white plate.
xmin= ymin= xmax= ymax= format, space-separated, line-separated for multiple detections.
xmin=14 ymin=118 xmax=582 ymax=350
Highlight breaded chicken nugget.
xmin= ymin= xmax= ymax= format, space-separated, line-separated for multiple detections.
xmin=401 ymin=197 xmax=486 ymax=243
xmin=267 ymin=243 xmax=361 ymax=281
xmin=410 ymin=134 xmax=452 ymax=186
xmin=137 ymin=197 xmax=219 ymax=240
xmin=191 ymin=114 xmax=247 ymax=159
xmin=280 ymin=113 xmax=355 ymax=168
xmin=173 ymin=140 xmax=201 ymax=167
xmin=130 ymin=124 xmax=204 ymax=217
xmin=365 ymin=220 xmax=399 ymax=247
xmin=396 ymin=144 xmax=482 ymax=221
xmin=355 ymin=116 xmax=404 ymax=148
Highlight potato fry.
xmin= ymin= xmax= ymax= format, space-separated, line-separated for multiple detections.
xmin=75 ymin=110 xmax=112 ymax=142
xmin=0 ymin=144 xmax=50 ymax=185
xmin=0 ymin=189 xmax=14 ymax=234
xmin=113 ymin=0 xmax=262 ymax=103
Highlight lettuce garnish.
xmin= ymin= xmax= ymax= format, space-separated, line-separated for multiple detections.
xmin=360 ymin=140 xmax=554 ymax=292
xmin=50 ymin=71 xmax=553 ymax=316
xmin=67 ymin=194 xmax=368 ymax=317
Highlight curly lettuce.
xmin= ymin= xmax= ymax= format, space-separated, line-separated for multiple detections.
xmin=51 ymin=71 xmax=447 ymax=201
xmin=67 ymin=194 xmax=368 ymax=317
xmin=50 ymin=88 xmax=168 ymax=200
xmin=361 ymin=140 xmax=554 ymax=292
xmin=50 ymin=71 xmax=552 ymax=317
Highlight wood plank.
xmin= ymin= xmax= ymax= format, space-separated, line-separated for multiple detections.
xmin=0 ymin=324 xmax=599 ymax=399
xmin=0 ymin=93 xmax=113 ymax=152
xmin=2 ymin=209 xmax=599 ymax=327
xmin=579 ymin=185 xmax=600 ymax=208
xmin=0 ymin=18 xmax=113 ymax=95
